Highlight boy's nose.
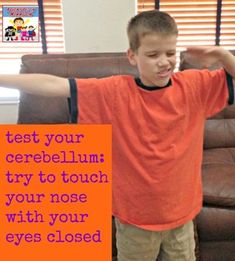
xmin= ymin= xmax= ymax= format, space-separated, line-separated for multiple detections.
xmin=158 ymin=56 xmax=169 ymax=67
xmin=157 ymin=56 xmax=169 ymax=67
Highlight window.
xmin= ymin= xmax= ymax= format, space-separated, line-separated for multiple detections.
xmin=137 ymin=0 xmax=235 ymax=69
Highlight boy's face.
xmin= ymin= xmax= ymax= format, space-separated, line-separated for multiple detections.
xmin=128 ymin=34 xmax=177 ymax=87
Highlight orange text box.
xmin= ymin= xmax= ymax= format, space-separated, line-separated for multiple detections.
xmin=0 ymin=124 xmax=112 ymax=261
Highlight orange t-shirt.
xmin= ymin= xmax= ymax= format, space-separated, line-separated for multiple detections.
xmin=73 ymin=68 xmax=232 ymax=231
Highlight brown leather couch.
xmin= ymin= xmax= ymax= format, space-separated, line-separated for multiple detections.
xmin=18 ymin=52 xmax=235 ymax=261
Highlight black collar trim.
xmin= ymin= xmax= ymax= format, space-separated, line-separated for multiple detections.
xmin=135 ymin=77 xmax=172 ymax=91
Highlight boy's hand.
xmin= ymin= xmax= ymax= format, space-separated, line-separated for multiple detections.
xmin=185 ymin=46 xmax=225 ymax=68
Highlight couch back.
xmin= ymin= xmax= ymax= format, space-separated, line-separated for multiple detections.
xmin=180 ymin=50 xmax=235 ymax=149
xmin=18 ymin=52 xmax=138 ymax=124
xmin=19 ymin=51 xmax=235 ymax=149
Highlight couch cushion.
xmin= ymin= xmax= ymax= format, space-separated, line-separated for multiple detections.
xmin=17 ymin=93 xmax=70 ymax=124
xmin=196 ymin=207 xmax=235 ymax=241
xmin=199 ymin=241 xmax=235 ymax=261
xmin=67 ymin=56 xmax=138 ymax=78
xmin=202 ymin=148 xmax=235 ymax=207
xmin=203 ymin=109 xmax=235 ymax=149
xmin=20 ymin=53 xmax=138 ymax=78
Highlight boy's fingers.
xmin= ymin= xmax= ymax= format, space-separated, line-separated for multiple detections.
xmin=186 ymin=46 xmax=208 ymax=54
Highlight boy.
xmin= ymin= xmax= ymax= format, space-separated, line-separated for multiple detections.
xmin=1 ymin=10 xmax=235 ymax=261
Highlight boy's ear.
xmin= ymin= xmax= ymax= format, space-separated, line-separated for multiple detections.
xmin=127 ymin=48 xmax=137 ymax=66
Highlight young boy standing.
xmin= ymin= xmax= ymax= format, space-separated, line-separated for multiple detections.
xmin=0 ymin=10 xmax=235 ymax=261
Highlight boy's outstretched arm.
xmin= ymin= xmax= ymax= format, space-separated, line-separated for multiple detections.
xmin=186 ymin=46 xmax=235 ymax=86
xmin=0 ymin=74 xmax=70 ymax=97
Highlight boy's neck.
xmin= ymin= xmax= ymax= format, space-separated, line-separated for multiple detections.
xmin=135 ymin=77 xmax=172 ymax=91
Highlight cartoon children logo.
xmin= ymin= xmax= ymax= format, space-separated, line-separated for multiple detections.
xmin=2 ymin=6 xmax=39 ymax=42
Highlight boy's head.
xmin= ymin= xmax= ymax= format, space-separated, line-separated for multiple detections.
xmin=127 ymin=10 xmax=178 ymax=53
xmin=127 ymin=10 xmax=178 ymax=87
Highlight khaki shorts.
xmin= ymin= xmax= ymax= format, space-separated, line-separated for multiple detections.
xmin=115 ymin=218 xmax=196 ymax=261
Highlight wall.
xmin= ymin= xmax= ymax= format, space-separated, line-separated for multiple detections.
xmin=62 ymin=0 xmax=136 ymax=53
xmin=0 ymin=61 xmax=20 ymax=124
xmin=0 ymin=99 xmax=19 ymax=124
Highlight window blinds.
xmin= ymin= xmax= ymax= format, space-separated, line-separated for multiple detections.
xmin=220 ymin=0 xmax=235 ymax=48
xmin=137 ymin=0 xmax=235 ymax=49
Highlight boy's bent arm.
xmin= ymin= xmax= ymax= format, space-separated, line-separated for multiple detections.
xmin=219 ymin=49 xmax=235 ymax=86
xmin=186 ymin=46 xmax=235 ymax=86
xmin=0 ymin=74 xmax=70 ymax=97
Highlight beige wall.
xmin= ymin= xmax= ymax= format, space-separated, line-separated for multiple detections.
xmin=0 ymin=100 xmax=19 ymax=124
xmin=62 ymin=0 xmax=136 ymax=53
xmin=0 ymin=62 xmax=20 ymax=124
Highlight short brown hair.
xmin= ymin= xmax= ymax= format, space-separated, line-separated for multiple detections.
xmin=127 ymin=10 xmax=178 ymax=52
